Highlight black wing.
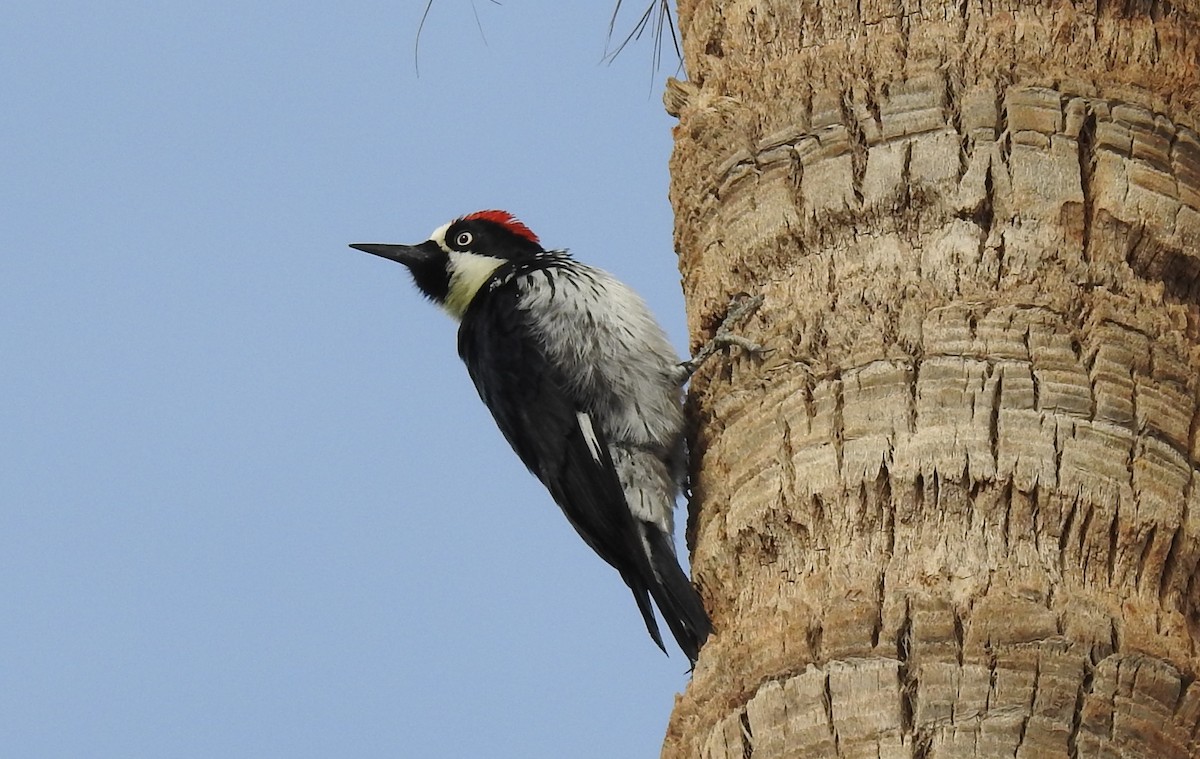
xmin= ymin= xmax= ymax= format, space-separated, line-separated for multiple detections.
xmin=457 ymin=277 xmax=669 ymax=650
xmin=457 ymin=280 xmax=638 ymax=568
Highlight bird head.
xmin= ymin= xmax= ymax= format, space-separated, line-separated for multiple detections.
xmin=351 ymin=210 xmax=544 ymax=319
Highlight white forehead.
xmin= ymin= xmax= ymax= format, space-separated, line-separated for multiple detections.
xmin=428 ymin=221 xmax=453 ymax=252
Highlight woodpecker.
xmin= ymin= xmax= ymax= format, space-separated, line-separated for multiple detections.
xmin=351 ymin=210 xmax=711 ymax=662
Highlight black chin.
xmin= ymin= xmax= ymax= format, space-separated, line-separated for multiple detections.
xmin=349 ymin=240 xmax=449 ymax=303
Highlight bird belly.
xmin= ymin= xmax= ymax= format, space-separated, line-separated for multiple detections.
xmin=611 ymin=445 xmax=677 ymax=543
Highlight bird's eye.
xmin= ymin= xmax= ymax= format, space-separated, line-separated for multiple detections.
xmin=455 ymin=231 xmax=473 ymax=248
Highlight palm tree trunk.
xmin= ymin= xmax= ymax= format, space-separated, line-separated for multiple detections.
xmin=664 ymin=0 xmax=1200 ymax=756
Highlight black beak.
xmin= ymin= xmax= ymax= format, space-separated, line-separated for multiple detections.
xmin=348 ymin=243 xmax=435 ymax=267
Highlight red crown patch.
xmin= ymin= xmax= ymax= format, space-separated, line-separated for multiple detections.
xmin=461 ymin=210 xmax=540 ymax=245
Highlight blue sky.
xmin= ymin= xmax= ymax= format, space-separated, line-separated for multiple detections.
xmin=1 ymin=3 xmax=694 ymax=757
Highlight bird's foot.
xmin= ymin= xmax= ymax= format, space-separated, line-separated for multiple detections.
xmin=675 ymin=294 xmax=765 ymax=384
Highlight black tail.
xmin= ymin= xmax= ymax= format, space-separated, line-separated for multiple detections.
xmin=626 ymin=579 xmax=668 ymax=655
xmin=634 ymin=525 xmax=711 ymax=663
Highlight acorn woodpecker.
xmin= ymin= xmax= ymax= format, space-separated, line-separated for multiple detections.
xmin=351 ymin=210 xmax=711 ymax=662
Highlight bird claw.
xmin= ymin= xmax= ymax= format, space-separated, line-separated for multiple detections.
xmin=676 ymin=294 xmax=765 ymax=383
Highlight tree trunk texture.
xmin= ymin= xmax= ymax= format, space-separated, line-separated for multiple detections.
xmin=663 ymin=0 xmax=1200 ymax=757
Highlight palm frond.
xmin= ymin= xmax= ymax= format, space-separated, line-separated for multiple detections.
xmin=604 ymin=0 xmax=681 ymax=72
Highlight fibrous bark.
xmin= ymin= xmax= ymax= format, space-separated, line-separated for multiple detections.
xmin=665 ymin=0 xmax=1200 ymax=757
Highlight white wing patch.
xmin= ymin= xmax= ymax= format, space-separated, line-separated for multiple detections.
xmin=576 ymin=411 xmax=604 ymax=462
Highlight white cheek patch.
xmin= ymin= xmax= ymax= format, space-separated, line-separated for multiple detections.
xmin=443 ymin=250 xmax=504 ymax=319
xmin=576 ymin=411 xmax=604 ymax=462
